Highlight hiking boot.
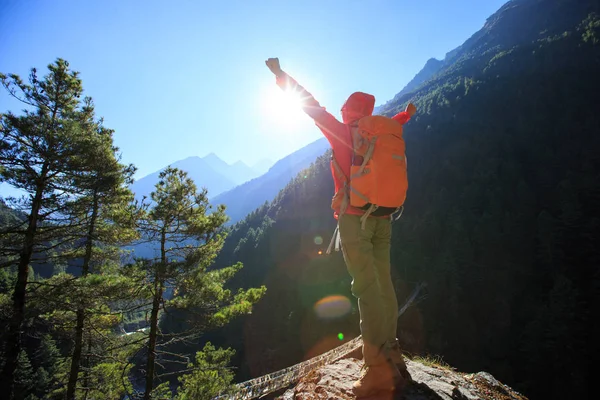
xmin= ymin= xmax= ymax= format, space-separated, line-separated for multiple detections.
xmin=352 ymin=363 xmax=398 ymax=398
xmin=385 ymin=339 xmax=412 ymax=381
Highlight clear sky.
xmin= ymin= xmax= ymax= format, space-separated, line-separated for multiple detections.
xmin=0 ymin=0 xmax=507 ymax=184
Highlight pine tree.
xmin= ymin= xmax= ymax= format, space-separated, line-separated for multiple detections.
xmin=30 ymin=270 xmax=149 ymax=400
xmin=136 ymin=167 xmax=265 ymax=399
xmin=13 ymin=350 xmax=35 ymax=400
xmin=0 ymin=59 xmax=112 ymax=397
xmin=175 ymin=342 xmax=236 ymax=400
xmin=60 ymin=118 xmax=140 ymax=399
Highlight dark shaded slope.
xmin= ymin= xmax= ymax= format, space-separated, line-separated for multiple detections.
xmin=197 ymin=2 xmax=600 ymax=399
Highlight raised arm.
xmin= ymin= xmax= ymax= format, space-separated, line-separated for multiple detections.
xmin=265 ymin=58 xmax=345 ymax=138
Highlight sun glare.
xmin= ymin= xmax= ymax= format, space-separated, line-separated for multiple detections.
xmin=261 ymin=85 xmax=307 ymax=128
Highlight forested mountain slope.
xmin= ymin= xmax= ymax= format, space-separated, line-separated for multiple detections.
xmin=205 ymin=1 xmax=600 ymax=398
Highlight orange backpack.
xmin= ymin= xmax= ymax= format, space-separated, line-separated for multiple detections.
xmin=327 ymin=115 xmax=408 ymax=253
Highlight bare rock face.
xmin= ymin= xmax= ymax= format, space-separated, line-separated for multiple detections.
xmin=276 ymin=357 xmax=528 ymax=400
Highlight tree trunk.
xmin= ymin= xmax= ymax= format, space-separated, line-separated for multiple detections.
xmin=82 ymin=336 xmax=92 ymax=400
xmin=143 ymin=276 xmax=163 ymax=400
xmin=66 ymin=191 xmax=99 ymax=400
xmin=66 ymin=309 xmax=85 ymax=399
xmin=144 ymin=229 xmax=167 ymax=400
xmin=0 ymin=176 xmax=46 ymax=399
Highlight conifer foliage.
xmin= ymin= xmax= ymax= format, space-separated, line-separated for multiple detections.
xmin=0 ymin=60 xmax=265 ymax=400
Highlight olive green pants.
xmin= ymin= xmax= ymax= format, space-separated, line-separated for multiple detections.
xmin=338 ymin=214 xmax=398 ymax=366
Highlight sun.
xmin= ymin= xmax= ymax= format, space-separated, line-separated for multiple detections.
xmin=260 ymin=84 xmax=307 ymax=129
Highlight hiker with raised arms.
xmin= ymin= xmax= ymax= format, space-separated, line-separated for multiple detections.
xmin=265 ymin=57 xmax=417 ymax=397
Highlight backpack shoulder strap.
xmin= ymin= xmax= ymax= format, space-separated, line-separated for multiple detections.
xmin=357 ymin=137 xmax=377 ymax=174
xmin=331 ymin=152 xmax=348 ymax=183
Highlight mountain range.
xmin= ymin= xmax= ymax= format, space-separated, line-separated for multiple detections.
xmin=125 ymin=139 xmax=329 ymax=258
xmin=129 ymin=153 xmax=273 ymax=201
xmin=128 ymin=137 xmax=331 ymax=226
xmin=212 ymin=137 xmax=330 ymax=225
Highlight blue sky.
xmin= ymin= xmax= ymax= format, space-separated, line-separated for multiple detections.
xmin=0 ymin=0 xmax=507 ymax=185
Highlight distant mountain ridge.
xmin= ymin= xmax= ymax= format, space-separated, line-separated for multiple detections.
xmin=201 ymin=153 xmax=259 ymax=185
xmin=130 ymin=153 xmax=274 ymax=201
xmin=251 ymin=158 xmax=273 ymax=175
xmin=376 ymin=0 xmax=581 ymax=114
xmin=374 ymin=58 xmax=445 ymax=114
xmin=376 ymin=0 xmax=591 ymax=116
xmin=127 ymin=141 xmax=325 ymax=258
xmin=212 ymin=138 xmax=330 ymax=225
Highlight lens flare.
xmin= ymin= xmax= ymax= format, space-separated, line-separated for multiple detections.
xmin=260 ymin=85 xmax=306 ymax=129
xmin=338 ymin=333 xmax=344 ymax=340
xmin=314 ymin=295 xmax=351 ymax=319
xmin=314 ymin=236 xmax=323 ymax=245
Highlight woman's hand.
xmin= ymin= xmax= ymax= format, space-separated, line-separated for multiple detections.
xmin=265 ymin=58 xmax=283 ymax=77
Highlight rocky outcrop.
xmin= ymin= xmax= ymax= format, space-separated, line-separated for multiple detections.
xmin=276 ymin=356 xmax=528 ymax=400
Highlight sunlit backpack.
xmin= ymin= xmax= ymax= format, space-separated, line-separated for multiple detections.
xmin=327 ymin=114 xmax=408 ymax=253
